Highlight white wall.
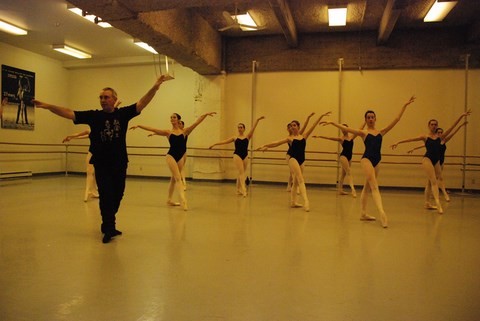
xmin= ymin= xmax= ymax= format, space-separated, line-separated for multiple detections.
xmin=1 ymin=40 xmax=479 ymax=190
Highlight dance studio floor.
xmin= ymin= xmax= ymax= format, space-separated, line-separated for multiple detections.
xmin=1 ymin=175 xmax=479 ymax=321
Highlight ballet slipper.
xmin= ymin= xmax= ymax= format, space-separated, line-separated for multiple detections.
xmin=167 ymin=200 xmax=181 ymax=206
xmin=290 ymin=202 xmax=303 ymax=208
xmin=444 ymin=194 xmax=450 ymax=202
xmin=437 ymin=206 xmax=444 ymax=214
xmin=360 ymin=214 xmax=376 ymax=221
xmin=182 ymin=200 xmax=188 ymax=211
xmin=351 ymin=190 xmax=357 ymax=198
xmin=303 ymin=201 xmax=310 ymax=212
xmin=338 ymin=190 xmax=349 ymax=195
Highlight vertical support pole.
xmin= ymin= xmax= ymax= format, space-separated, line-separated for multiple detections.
xmin=461 ymin=54 xmax=470 ymax=193
xmin=249 ymin=60 xmax=258 ymax=183
xmin=336 ymin=58 xmax=344 ymax=189
xmin=65 ymin=145 xmax=69 ymax=176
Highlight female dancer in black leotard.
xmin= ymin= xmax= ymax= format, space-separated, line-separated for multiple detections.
xmin=209 ymin=116 xmax=265 ymax=197
xmin=257 ymin=112 xmax=331 ymax=212
xmin=392 ymin=111 xmax=471 ymax=213
xmin=324 ymin=96 xmax=416 ymax=228
xmin=130 ymin=112 xmax=216 ymax=210
xmin=313 ymin=123 xmax=358 ymax=197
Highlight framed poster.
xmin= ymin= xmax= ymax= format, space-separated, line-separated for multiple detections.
xmin=1 ymin=65 xmax=36 ymax=130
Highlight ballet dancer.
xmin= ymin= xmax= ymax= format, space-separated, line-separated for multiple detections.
xmin=324 ymin=95 xmax=416 ymax=227
xmin=63 ymin=129 xmax=100 ymax=201
xmin=286 ymin=113 xmax=315 ymax=192
xmin=391 ymin=110 xmax=471 ymax=212
xmin=257 ymin=111 xmax=331 ymax=212
xmin=312 ymin=123 xmax=359 ymax=197
xmin=408 ymin=121 xmax=468 ymax=202
xmin=33 ymin=75 xmax=170 ymax=243
xmin=209 ymin=116 xmax=265 ymax=196
xmin=130 ymin=112 xmax=216 ymax=210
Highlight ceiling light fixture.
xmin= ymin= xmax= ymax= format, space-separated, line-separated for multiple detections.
xmin=134 ymin=40 xmax=158 ymax=54
xmin=0 ymin=19 xmax=28 ymax=35
xmin=68 ymin=6 xmax=112 ymax=28
xmin=232 ymin=12 xmax=258 ymax=31
xmin=52 ymin=44 xmax=92 ymax=59
xmin=328 ymin=7 xmax=347 ymax=27
xmin=424 ymin=0 xmax=457 ymax=22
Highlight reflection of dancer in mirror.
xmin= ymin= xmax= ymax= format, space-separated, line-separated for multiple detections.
xmin=130 ymin=112 xmax=216 ymax=210
xmin=16 ymin=76 xmax=31 ymax=125
xmin=313 ymin=123 xmax=360 ymax=197
xmin=407 ymin=121 xmax=468 ymax=202
xmin=287 ymin=112 xmax=315 ymax=192
xmin=324 ymin=96 xmax=416 ymax=228
xmin=257 ymin=112 xmax=331 ymax=212
xmin=209 ymin=116 xmax=265 ymax=197
xmin=63 ymin=130 xmax=99 ymax=201
xmin=33 ymin=75 xmax=169 ymax=243
xmin=392 ymin=110 xmax=471 ymax=213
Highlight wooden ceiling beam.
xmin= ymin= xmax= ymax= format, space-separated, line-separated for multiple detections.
xmin=269 ymin=0 xmax=298 ymax=47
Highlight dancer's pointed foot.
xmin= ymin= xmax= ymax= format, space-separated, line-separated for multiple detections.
xmin=290 ymin=202 xmax=303 ymax=208
xmin=360 ymin=214 xmax=376 ymax=221
xmin=444 ymin=194 xmax=450 ymax=202
xmin=437 ymin=206 xmax=444 ymax=214
xmin=424 ymin=203 xmax=437 ymax=210
xmin=304 ymin=201 xmax=310 ymax=212
xmin=182 ymin=200 xmax=188 ymax=211
xmin=167 ymin=200 xmax=181 ymax=206
xmin=380 ymin=213 xmax=388 ymax=228
xmin=351 ymin=190 xmax=357 ymax=198
xmin=338 ymin=190 xmax=349 ymax=195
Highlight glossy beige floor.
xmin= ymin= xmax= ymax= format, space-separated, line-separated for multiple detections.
xmin=1 ymin=175 xmax=480 ymax=321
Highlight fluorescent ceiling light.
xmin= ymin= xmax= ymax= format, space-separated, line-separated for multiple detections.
xmin=328 ymin=7 xmax=347 ymax=27
xmin=0 ymin=19 xmax=28 ymax=35
xmin=232 ymin=12 xmax=257 ymax=31
xmin=68 ymin=7 xmax=112 ymax=28
xmin=134 ymin=40 xmax=158 ymax=54
xmin=52 ymin=44 xmax=92 ymax=59
xmin=424 ymin=0 xmax=457 ymax=22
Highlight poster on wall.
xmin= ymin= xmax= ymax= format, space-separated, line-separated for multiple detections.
xmin=1 ymin=64 xmax=36 ymax=130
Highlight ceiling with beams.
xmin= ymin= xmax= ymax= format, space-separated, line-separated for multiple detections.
xmin=1 ymin=0 xmax=479 ymax=74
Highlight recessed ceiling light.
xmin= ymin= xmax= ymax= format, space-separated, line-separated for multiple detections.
xmin=328 ymin=7 xmax=347 ymax=27
xmin=424 ymin=0 xmax=458 ymax=22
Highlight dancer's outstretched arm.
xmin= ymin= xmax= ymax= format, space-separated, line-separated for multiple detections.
xmin=209 ymin=137 xmax=235 ymax=149
xmin=136 ymin=75 xmax=169 ymax=113
xmin=323 ymin=122 xmax=366 ymax=138
xmin=390 ymin=135 xmax=425 ymax=150
xmin=303 ymin=111 xmax=332 ymax=139
xmin=311 ymin=135 xmax=342 ymax=142
xmin=442 ymin=110 xmax=471 ymax=139
xmin=299 ymin=112 xmax=315 ymax=135
xmin=63 ymin=130 xmax=90 ymax=143
xmin=407 ymin=145 xmax=425 ymax=154
xmin=246 ymin=116 xmax=265 ymax=139
xmin=130 ymin=125 xmax=169 ymax=136
xmin=32 ymin=100 xmax=75 ymax=120
xmin=444 ymin=121 xmax=468 ymax=143
xmin=380 ymin=95 xmax=416 ymax=136
xmin=256 ymin=138 xmax=289 ymax=150
xmin=184 ymin=112 xmax=216 ymax=135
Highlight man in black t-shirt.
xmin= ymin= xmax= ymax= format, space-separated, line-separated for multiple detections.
xmin=33 ymin=75 xmax=168 ymax=243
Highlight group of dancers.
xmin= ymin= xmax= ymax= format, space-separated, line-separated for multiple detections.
xmin=34 ymin=77 xmax=471 ymax=242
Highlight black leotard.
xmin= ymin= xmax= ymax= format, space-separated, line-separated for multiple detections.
xmin=424 ymin=137 xmax=441 ymax=165
xmin=234 ymin=138 xmax=249 ymax=160
xmin=362 ymin=133 xmax=382 ymax=167
xmin=287 ymin=138 xmax=306 ymax=165
xmin=340 ymin=139 xmax=354 ymax=161
xmin=168 ymin=133 xmax=187 ymax=162
xmin=439 ymin=143 xmax=446 ymax=166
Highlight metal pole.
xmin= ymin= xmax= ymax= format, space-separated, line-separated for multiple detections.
xmin=65 ymin=145 xmax=69 ymax=176
xmin=336 ymin=58 xmax=344 ymax=189
xmin=461 ymin=54 xmax=470 ymax=193
xmin=249 ymin=60 xmax=257 ymax=183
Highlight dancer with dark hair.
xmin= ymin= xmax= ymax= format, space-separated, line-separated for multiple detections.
xmin=324 ymin=96 xmax=416 ymax=227
xmin=257 ymin=112 xmax=331 ymax=212
xmin=34 ymin=75 xmax=170 ymax=243
xmin=313 ymin=123 xmax=358 ymax=197
xmin=130 ymin=112 xmax=216 ymax=210
xmin=407 ymin=121 xmax=468 ymax=202
xmin=209 ymin=116 xmax=265 ymax=196
xmin=391 ymin=110 xmax=471 ymax=212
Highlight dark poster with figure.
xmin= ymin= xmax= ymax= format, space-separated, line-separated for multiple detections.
xmin=1 ymin=65 xmax=36 ymax=130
